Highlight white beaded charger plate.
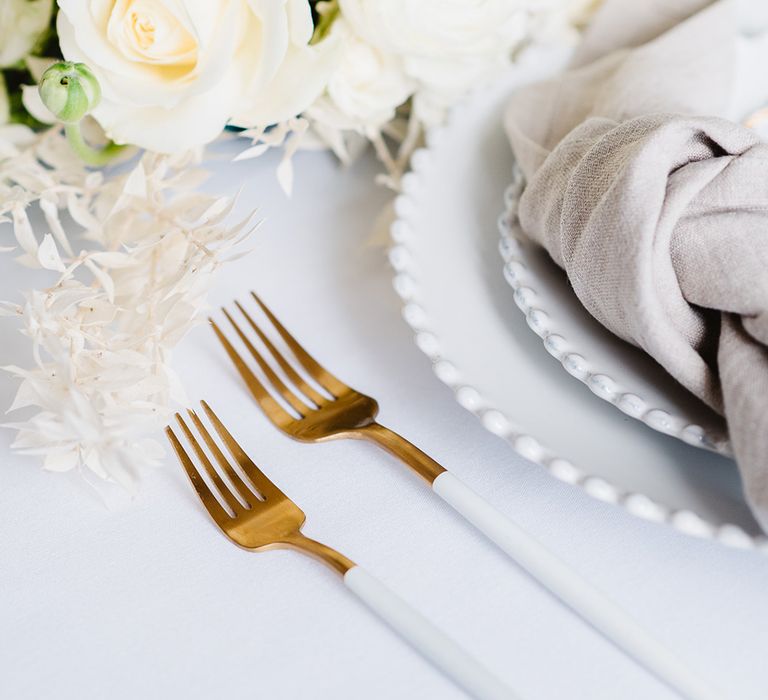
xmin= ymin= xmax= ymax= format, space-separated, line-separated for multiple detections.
xmin=388 ymin=57 xmax=764 ymax=548
xmin=498 ymin=167 xmax=732 ymax=458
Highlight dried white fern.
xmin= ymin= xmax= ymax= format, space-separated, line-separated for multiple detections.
xmin=0 ymin=125 xmax=254 ymax=489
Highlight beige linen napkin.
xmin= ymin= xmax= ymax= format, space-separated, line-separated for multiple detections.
xmin=505 ymin=0 xmax=768 ymax=528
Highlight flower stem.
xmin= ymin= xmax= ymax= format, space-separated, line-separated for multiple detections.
xmin=65 ymin=123 xmax=127 ymax=167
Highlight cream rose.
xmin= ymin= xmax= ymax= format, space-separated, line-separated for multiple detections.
xmin=56 ymin=0 xmax=338 ymax=153
xmin=339 ymin=0 xmax=529 ymax=126
xmin=0 ymin=0 xmax=53 ymax=68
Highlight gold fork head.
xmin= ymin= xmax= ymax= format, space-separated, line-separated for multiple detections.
xmin=166 ymin=401 xmax=355 ymax=574
xmin=210 ymin=292 xmax=380 ymax=442
xmin=210 ymin=293 xmax=445 ymax=485
xmin=166 ymin=400 xmax=305 ymax=551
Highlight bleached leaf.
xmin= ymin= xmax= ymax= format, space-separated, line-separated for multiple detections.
xmin=101 ymin=452 xmax=138 ymax=494
xmin=8 ymin=380 xmax=40 ymax=412
xmin=82 ymin=449 xmax=108 ymax=479
xmin=165 ymin=167 xmax=209 ymax=190
xmin=234 ymin=144 xmax=270 ymax=161
xmin=37 ymin=234 xmax=66 ymax=271
xmin=223 ymin=248 xmax=254 ymax=263
xmin=66 ymin=192 xmax=99 ymax=230
xmin=40 ymin=196 xmax=74 ymax=256
xmin=11 ymin=205 xmax=37 ymax=256
xmin=88 ymin=251 xmax=133 ymax=268
xmin=84 ymin=259 xmax=115 ymax=302
xmin=277 ymin=157 xmax=294 ymax=196
xmin=123 ymin=161 xmax=147 ymax=198
xmin=0 ymin=301 xmax=22 ymax=316
xmin=43 ymin=449 xmax=80 ymax=472
xmin=200 ymin=195 xmax=236 ymax=223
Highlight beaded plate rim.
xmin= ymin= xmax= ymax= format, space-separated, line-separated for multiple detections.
xmin=388 ymin=129 xmax=764 ymax=552
xmin=497 ymin=166 xmax=731 ymax=459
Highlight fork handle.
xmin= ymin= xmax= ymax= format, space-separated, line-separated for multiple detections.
xmin=363 ymin=423 xmax=446 ymax=483
xmin=432 ymin=472 xmax=721 ymax=700
xmin=344 ymin=566 xmax=518 ymax=700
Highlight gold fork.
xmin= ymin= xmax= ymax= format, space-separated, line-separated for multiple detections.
xmin=167 ymin=401 xmax=517 ymax=700
xmin=213 ymin=293 xmax=444 ymax=483
xmin=210 ymin=293 xmax=719 ymax=700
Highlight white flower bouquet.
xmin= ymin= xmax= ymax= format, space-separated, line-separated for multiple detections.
xmin=0 ymin=0 xmax=593 ymax=491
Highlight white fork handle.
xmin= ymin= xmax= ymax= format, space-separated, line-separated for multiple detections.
xmin=433 ymin=472 xmax=720 ymax=700
xmin=345 ymin=566 xmax=518 ymax=700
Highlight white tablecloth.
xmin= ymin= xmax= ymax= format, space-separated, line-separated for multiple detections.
xmin=2 ymin=143 xmax=768 ymax=700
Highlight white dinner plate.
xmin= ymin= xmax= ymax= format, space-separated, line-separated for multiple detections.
xmin=388 ymin=52 xmax=765 ymax=548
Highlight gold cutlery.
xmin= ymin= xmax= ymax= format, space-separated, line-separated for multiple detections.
xmin=167 ymin=400 xmax=517 ymax=700
xmin=210 ymin=292 xmax=720 ymax=700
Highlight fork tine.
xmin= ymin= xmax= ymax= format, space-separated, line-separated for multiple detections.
xmin=210 ymin=318 xmax=296 ymax=429
xmin=234 ymin=300 xmax=328 ymax=408
xmin=176 ymin=411 xmax=243 ymax=513
xmin=166 ymin=424 xmax=231 ymax=523
xmin=222 ymin=308 xmax=311 ymax=417
xmin=251 ymin=292 xmax=349 ymax=398
xmin=187 ymin=407 xmax=257 ymax=506
xmin=201 ymin=400 xmax=283 ymax=501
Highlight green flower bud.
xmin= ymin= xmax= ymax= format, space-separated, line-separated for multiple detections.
xmin=38 ymin=61 xmax=101 ymax=124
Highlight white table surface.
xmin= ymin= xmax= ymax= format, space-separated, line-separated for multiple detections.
xmin=2 ymin=140 xmax=768 ymax=700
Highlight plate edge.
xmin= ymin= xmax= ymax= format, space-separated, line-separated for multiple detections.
xmin=498 ymin=170 xmax=731 ymax=457
xmin=388 ymin=127 xmax=765 ymax=552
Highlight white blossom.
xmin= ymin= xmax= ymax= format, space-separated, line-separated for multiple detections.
xmin=296 ymin=0 xmax=593 ymax=186
xmin=0 ymin=0 xmax=53 ymax=68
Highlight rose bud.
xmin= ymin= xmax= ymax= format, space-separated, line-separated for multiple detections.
xmin=39 ymin=61 xmax=101 ymax=124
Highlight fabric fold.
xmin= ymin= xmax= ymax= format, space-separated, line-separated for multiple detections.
xmin=505 ymin=0 xmax=768 ymax=528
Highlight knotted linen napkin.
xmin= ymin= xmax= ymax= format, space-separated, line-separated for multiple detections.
xmin=505 ymin=0 xmax=768 ymax=528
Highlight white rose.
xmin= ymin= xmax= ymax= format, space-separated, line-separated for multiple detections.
xmin=311 ymin=19 xmax=413 ymax=130
xmin=339 ymin=0 xmax=529 ymax=125
xmin=0 ymin=0 xmax=53 ymax=68
xmin=56 ymin=0 xmax=339 ymax=153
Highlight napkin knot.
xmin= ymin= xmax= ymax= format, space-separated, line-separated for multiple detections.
xmin=513 ymin=107 xmax=768 ymax=526
xmin=519 ymin=111 xmax=766 ymax=405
